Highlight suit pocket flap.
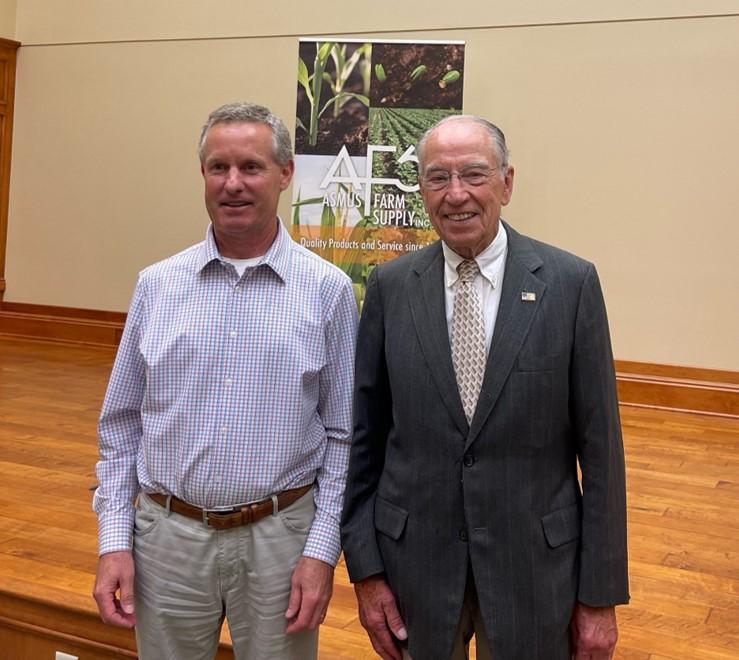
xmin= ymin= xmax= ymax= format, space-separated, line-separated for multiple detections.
xmin=374 ymin=497 xmax=409 ymax=540
xmin=541 ymin=503 xmax=581 ymax=548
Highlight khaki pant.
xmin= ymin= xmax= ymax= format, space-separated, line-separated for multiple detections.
xmin=133 ymin=490 xmax=318 ymax=660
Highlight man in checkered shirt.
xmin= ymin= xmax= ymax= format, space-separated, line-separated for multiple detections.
xmin=92 ymin=102 xmax=358 ymax=660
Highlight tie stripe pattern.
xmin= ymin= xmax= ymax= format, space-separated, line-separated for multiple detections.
xmin=451 ymin=259 xmax=486 ymax=423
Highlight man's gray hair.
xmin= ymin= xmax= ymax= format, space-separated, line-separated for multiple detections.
xmin=416 ymin=114 xmax=509 ymax=173
xmin=198 ymin=102 xmax=293 ymax=165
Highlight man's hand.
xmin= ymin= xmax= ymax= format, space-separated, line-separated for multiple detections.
xmin=571 ymin=603 xmax=618 ymax=659
xmin=354 ymin=574 xmax=408 ymax=660
xmin=285 ymin=556 xmax=334 ymax=633
xmin=92 ymin=550 xmax=136 ymax=628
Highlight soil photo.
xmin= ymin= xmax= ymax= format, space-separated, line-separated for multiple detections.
xmin=370 ymin=42 xmax=464 ymax=109
xmin=295 ymin=41 xmax=371 ymax=156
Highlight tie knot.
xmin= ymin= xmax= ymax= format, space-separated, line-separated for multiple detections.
xmin=457 ymin=259 xmax=479 ymax=283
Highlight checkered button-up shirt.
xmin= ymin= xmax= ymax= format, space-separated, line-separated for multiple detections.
xmin=93 ymin=221 xmax=358 ymax=565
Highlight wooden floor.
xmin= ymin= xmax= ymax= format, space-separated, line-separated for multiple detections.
xmin=0 ymin=336 xmax=738 ymax=659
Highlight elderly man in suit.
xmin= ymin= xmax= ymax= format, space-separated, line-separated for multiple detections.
xmin=341 ymin=115 xmax=629 ymax=660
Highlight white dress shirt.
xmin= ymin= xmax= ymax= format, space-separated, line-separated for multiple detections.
xmin=441 ymin=221 xmax=508 ymax=354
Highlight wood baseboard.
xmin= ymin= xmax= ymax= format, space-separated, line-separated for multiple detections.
xmin=0 ymin=302 xmax=125 ymax=347
xmin=0 ymin=584 xmax=234 ymax=660
xmin=615 ymin=360 xmax=739 ymax=419
xmin=0 ymin=587 xmax=138 ymax=660
xmin=1 ymin=302 xmax=737 ymax=418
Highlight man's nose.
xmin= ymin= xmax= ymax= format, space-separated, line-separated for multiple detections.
xmin=444 ymin=175 xmax=470 ymax=202
xmin=224 ymin=167 xmax=245 ymax=192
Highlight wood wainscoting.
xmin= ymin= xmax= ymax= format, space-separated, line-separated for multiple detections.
xmin=1 ymin=301 xmax=737 ymax=419
xmin=0 ymin=302 xmax=125 ymax=347
xmin=615 ymin=360 xmax=739 ymax=419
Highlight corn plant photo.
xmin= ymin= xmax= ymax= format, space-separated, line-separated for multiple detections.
xmin=295 ymin=41 xmax=371 ymax=155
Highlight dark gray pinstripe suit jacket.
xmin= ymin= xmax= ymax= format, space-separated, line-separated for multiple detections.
xmin=341 ymin=222 xmax=629 ymax=659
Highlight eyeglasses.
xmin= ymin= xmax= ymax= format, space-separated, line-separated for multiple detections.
xmin=421 ymin=167 xmax=499 ymax=191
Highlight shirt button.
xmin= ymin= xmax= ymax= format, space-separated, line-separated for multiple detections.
xmin=229 ymin=331 xmax=237 ymax=338
xmin=463 ymin=453 xmax=475 ymax=467
xmin=225 ymin=378 xmax=233 ymax=386
xmin=213 ymin=475 xmax=222 ymax=483
xmin=221 ymin=426 xmax=228 ymax=435
xmin=459 ymin=529 xmax=468 ymax=542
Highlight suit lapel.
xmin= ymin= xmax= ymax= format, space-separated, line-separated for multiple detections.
xmin=408 ymin=243 xmax=469 ymax=436
xmin=466 ymin=223 xmax=546 ymax=449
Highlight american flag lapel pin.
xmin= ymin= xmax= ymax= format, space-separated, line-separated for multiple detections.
xmin=521 ymin=291 xmax=536 ymax=302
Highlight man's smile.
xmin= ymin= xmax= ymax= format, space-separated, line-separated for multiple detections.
xmin=446 ymin=212 xmax=477 ymax=221
xmin=221 ymin=200 xmax=251 ymax=207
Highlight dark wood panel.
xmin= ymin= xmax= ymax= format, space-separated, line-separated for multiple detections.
xmin=0 ymin=59 xmax=7 ymax=105
xmin=0 ymin=39 xmax=18 ymax=302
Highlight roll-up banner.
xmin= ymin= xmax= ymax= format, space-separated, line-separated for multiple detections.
xmin=292 ymin=39 xmax=465 ymax=306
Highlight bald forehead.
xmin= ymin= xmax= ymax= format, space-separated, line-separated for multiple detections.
xmin=428 ymin=118 xmax=491 ymax=145
xmin=420 ymin=120 xmax=496 ymax=170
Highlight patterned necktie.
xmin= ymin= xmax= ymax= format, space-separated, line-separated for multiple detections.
xmin=451 ymin=259 xmax=486 ymax=423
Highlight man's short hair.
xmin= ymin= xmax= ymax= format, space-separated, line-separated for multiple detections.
xmin=416 ymin=114 xmax=509 ymax=173
xmin=198 ymin=102 xmax=293 ymax=165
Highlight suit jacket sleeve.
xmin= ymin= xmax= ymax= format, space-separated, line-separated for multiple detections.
xmin=341 ymin=267 xmax=392 ymax=582
xmin=571 ymin=263 xmax=630 ymax=606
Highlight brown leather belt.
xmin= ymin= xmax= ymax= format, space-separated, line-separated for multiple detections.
xmin=147 ymin=483 xmax=312 ymax=530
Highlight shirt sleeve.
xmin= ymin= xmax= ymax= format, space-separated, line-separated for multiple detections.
xmin=92 ymin=275 xmax=147 ymax=555
xmin=302 ymin=276 xmax=358 ymax=565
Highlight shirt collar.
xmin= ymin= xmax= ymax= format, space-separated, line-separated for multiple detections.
xmin=442 ymin=221 xmax=508 ymax=289
xmin=196 ymin=219 xmax=291 ymax=283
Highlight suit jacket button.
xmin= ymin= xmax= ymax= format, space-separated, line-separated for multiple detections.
xmin=463 ymin=453 xmax=474 ymax=467
xmin=459 ymin=529 xmax=468 ymax=542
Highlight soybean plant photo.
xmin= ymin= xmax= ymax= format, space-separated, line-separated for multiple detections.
xmin=370 ymin=42 xmax=464 ymax=109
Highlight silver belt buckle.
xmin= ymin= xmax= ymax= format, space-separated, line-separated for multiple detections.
xmin=202 ymin=503 xmax=240 ymax=526
xmin=203 ymin=503 xmax=249 ymax=527
xmin=208 ymin=504 xmax=240 ymax=513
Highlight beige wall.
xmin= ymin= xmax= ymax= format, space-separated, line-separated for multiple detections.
xmin=6 ymin=2 xmax=739 ymax=370
xmin=0 ymin=0 xmax=16 ymax=39
xmin=13 ymin=0 xmax=739 ymax=44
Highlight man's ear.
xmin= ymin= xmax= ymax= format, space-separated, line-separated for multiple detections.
xmin=501 ymin=165 xmax=514 ymax=205
xmin=280 ymin=159 xmax=295 ymax=191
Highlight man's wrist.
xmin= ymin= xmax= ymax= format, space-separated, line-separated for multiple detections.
xmin=97 ymin=511 xmax=135 ymax=556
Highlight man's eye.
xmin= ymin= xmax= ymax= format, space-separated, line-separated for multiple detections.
xmin=428 ymin=174 xmax=449 ymax=185
xmin=461 ymin=170 xmax=487 ymax=184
